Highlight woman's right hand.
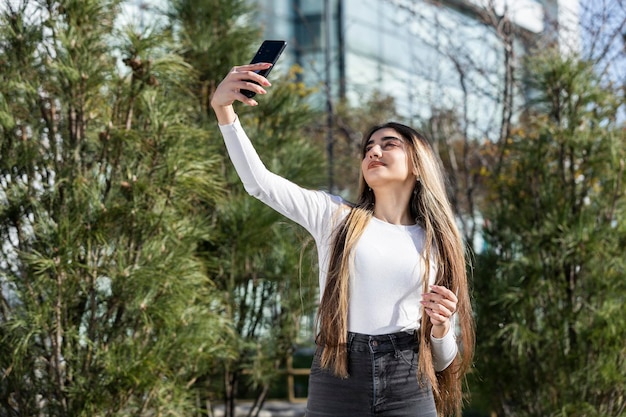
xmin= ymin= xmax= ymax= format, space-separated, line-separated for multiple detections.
xmin=210 ymin=63 xmax=273 ymax=124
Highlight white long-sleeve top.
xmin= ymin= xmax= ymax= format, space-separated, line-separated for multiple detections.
xmin=219 ymin=117 xmax=457 ymax=371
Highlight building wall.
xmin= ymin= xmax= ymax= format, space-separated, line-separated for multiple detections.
xmin=120 ymin=1 xmax=580 ymax=130
xmin=255 ymin=0 xmax=580 ymax=138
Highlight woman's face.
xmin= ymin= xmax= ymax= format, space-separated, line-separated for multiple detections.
xmin=361 ymin=128 xmax=416 ymax=191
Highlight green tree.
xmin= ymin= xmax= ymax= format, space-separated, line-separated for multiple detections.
xmin=302 ymin=92 xmax=402 ymax=200
xmin=207 ymin=77 xmax=324 ymax=416
xmin=166 ymin=2 xmax=325 ymax=415
xmin=164 ymin=0 xmax=259 ymax=118
xmin=473 ymin=50 xmax=626 ymax=416
xmin=0 ymin=1 xmax=227 ymax=415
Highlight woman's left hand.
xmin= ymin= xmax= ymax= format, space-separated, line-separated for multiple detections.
xmin=421 ymin=285 xmax=457 ymax=338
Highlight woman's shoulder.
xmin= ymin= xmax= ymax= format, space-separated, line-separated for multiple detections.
xmin=321 ymin=192 xmax=353 ymax=213
xmin=309 ymin=191 xmax=351 ymax=230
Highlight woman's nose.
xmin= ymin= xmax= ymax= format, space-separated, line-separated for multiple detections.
xmin=368 ymin=145 xmax=382 ymax=158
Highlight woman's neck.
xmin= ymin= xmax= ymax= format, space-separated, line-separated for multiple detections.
xmin=372 ymin=190 xmax=414 ymax=225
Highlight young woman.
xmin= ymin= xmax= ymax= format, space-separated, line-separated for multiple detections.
xmin=211 ymin=62 xmax=475 ymax=417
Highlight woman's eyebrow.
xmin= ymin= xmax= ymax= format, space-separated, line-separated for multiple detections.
xmin=381 ymin=135 xmax=404 ymax=142
xmin=365 ymin=135 xmax=404 ymax=146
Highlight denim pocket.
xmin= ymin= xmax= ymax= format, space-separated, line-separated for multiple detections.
xmin=395 ymin=346 xmax=418 ymax=368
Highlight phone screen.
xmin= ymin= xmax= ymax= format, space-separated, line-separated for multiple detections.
xmin=241 ymin=40 xmax=287 ymax=98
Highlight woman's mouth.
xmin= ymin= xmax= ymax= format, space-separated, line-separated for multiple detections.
xmin=368 ymin=161 xmax=385 ymax=169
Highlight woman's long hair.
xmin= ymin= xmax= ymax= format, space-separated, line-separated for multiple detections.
xmin=316 ymin=122 xmax=475 ymax=416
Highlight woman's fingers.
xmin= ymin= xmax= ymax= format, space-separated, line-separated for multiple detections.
xmin=422 ymin=301 xmax=453 ymax=326
xmin=423 ymin=306 xmax=449 ymax=326
xmin=232 ymin=62 xmax=273 ymax=77
xmin=211 ymin=63 xmax=273 ymax=107
xmin=429 ymin=285 xmax=458 ymax=303
xmin=421 ymin=285 xmax=457 ymax=326
xmin=230 ymin=63 xmax=273 ymax=88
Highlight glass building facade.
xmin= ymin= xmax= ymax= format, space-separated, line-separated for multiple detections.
xmin=120 ymin=0 xmax=580 ymax=138
xmin=255 ymin=0 xmax=580 ymax=139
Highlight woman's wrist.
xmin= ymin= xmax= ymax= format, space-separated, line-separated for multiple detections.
xmin=431 ymin=321 xmax=451 ymax=339
xmin=212 ymin=104 xmax=237 ymax=125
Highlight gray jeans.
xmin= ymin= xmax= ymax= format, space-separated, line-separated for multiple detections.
xmin=305 ymin=331 xmax=437 ymax=417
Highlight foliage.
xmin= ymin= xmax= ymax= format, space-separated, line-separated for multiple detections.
xmin=422 ymin=108 xmax=493 ymax=252
xmin=164 ymin=0 xmax=259 ymax=118
xmin=304 ymin=92 xmax=402 ymax=199
xmin=203 ymin=70 xmax=324 ymax=416
xmin=0 ymin=0 xmax=229 ymax=415
xmin=165 ymin=2 xmax=325 ymax=415
xmin=473 ymin=50 xmax=626 ymax=417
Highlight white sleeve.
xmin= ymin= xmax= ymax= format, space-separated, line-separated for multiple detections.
xmin=218 ymin=116 xmax=341 ymax=236
xmin=430 ymin=320 xmax=458 ymax=372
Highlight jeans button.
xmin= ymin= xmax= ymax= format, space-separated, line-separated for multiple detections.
xmin=371 ymin=340 xmax=378 ymax=346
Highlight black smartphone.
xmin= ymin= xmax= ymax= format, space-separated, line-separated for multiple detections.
xmin=241 ymin=40 xmax=287 ymax=98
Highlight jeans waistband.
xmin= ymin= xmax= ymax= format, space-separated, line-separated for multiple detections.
xmin=347 ymin=330 xmax=419 ymax=353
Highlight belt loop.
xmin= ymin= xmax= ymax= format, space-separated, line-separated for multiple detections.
xmin=389 ymin=334 xmax=400 ymax=358
xmin=347 ymin=332 xmax=355 ymax=351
